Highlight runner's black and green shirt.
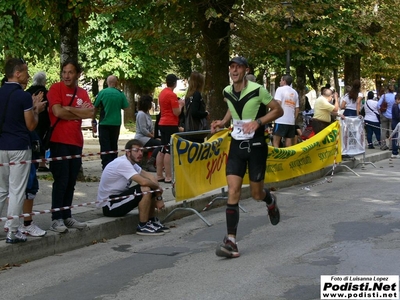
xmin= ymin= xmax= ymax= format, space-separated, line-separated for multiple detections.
xmin=223 ymin=81 xmax=273 ymax=138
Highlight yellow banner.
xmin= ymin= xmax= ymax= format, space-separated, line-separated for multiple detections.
xmin=172 ymin=130 xmax=231 ymax=201
xmin=260 ymin=121 xmax=341 ymax=183
xmin=172 ymin=121 xmax=341 ymax=201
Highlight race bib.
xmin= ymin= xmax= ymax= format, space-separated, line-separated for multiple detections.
xmin=231 ymin=119 xmax=255 ymax=140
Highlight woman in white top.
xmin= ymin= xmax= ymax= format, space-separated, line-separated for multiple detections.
xmin=340 ymin=79 xmax=363 ymax=117
xmin=364 ymin=91 xmax=381 ymax=149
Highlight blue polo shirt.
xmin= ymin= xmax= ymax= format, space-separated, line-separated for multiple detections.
xmin=378 ymin=93 xmax=395 ymax=119
xmin=0 ymin=82 xmax=33 ymax=150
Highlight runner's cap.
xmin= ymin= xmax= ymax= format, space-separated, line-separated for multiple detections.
xmin=228 ymin=56 xmax=249 ymax=67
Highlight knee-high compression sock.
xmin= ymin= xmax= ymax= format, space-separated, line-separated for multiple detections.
xmin=226 ymin=203 xmax=239 ymax=236
xmin=262 ymin=188 xmax=273 ymax=205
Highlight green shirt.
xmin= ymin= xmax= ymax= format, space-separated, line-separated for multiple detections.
xmin=223 ymin=81 xmax=272 ymax=137
xmin=94 ymin=87 xmax=129 ymax=126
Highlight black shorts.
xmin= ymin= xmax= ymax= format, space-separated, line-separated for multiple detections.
xmin=273 ymin=123 xmax=296 ymax=138
xmin=102 ymin=185 xmax=143 ymax=217
xmin=226 ymin=137 xmax=268 ymax=182
xmin=159 ymin=125 xmax=179 ymax=154
xmin=311 ymin=119 xmax=331 ymax=135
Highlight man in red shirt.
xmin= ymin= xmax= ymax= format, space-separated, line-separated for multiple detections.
xmin=158 ymin=74 xmax=184 ymax=183
xmin=47 ymin=59 xmax=94 ymax=233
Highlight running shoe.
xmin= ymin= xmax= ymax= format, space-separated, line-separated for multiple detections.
xmin=64 ymin=217 xmax=87 ymax=230
xmin=267 ymin=193 xmax=280 ymax=226
xmin=19 ymin=222 xmax=47 ymax=237
xmin=136 ymin=222 xmax=165 ymax=236
xmin=215 ymin=237 xmax=240 ymax=258
xmin=150 ymin=217 xmax=170 ymax=233
xmin=6 ymin=230 xmax=27 ymax=244
xmin=50 ymin=219 xmax=68 ymax=233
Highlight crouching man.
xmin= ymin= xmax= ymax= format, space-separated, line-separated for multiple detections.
xmin=97 ymin=139 xmax=169 ymax=236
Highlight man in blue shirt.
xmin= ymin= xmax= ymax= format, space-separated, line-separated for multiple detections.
xmin=377 ymin=86 xmax=395 ymax=150
xmin=0 ymin=58 xmax=46 ymax=243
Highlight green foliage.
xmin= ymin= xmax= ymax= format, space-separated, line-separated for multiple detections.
xmin=227 ymin=0 xmax=400 ymax=89
xmin=0 ymin=1 xmax=57 ymax=61
xmin=2 ymin=0 xmax=400 ymax=103
xmin=23 ymin=0 xmax=100 ymax=26
xmin=80 ymin=8 xmax=171 ymax=93
xmin=121 ymin=0 xmax=207 ymax=74
xmin=27 ymin=54 xmax=61 ymax=87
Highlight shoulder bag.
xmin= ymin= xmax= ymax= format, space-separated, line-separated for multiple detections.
xmin=366 ymin=100 xmax=380 ymax=123
xmin=184 ymin=96 xmax=209 ymax=132
xmin=380 ymin=94 xmax=387 ymax=113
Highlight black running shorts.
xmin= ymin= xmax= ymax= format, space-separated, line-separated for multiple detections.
xmin=273 ymin=123 xmax=296 ymax=138
xmin=226 ymin=137 xmax=268 ymax=182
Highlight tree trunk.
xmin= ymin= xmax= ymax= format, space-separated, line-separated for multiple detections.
xmin=295 ymin=65 xmax=306 ymax=111
xmin=58 ymin=15 xmax=81 ymax=176
xmin=198 ymin=1 xmax=235 ymax=120
xmin=92 ymin=79 xmax=99 ymax=98
xmin=306 ymin=67 xmax=318 ymax=95
xmin=122 ymin=79 xmax=136 ymax=123
xmin=255 ymin=68 xmax=265 ymax=86
xmin=59 ymin=17 xmax=79 ymax=70
xmin=375 ymin=74 xmax=383 ymax=92
xmin=333 ymin=68 xmax=340 ymax=93
xmin=274 ymin=76 xmax=281 ymax=91
xmin=344 ymin=54 xmax=361 ymax=86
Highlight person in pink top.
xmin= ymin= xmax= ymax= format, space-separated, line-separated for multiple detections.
xmin=158 ymin=74 xmax=184 ymax=183
xmin=47 ymin=59 xmax=94 ymax=233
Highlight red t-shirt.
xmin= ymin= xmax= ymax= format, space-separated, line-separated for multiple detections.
xmin=47 ymin=82 xmax=93 ymax=147
xmin=159 ymin=87 xmax=180 ymax=126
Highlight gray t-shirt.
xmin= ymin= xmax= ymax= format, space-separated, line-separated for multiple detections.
xmin=134 ymin=110 xmax=153 ymax=145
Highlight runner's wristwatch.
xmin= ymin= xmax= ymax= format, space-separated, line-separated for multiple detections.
xmin=256 ymin=119 xmax=262 ymax=127
xmin=156 ymin=196 xmax=163 ymax=201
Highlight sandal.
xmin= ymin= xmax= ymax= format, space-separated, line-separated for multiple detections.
xmin=157 ymin=178 xmax=165 ymax=182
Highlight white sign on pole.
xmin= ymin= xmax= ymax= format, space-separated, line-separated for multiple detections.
xmin=340 ymin=117 xmax=365 ymax=156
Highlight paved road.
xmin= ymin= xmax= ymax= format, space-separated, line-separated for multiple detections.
xmin=0 ymin=158 xmax=399 ymax=300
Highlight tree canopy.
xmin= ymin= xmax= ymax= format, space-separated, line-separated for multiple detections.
xmin=1 ymin=0 xmax=400 ymax=116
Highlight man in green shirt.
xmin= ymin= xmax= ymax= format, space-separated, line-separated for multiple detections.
xmin=93 ymin=75 xmax=129 ymax=169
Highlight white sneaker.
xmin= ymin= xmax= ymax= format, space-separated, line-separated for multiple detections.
xmin=391 ymin=154 xmax=400 ymax=159
xmin=20 ymin=222 xmax=47 ymax=237
xmin=50 ymin=219 xmax=68 ymax=233
xmin=6 ymin=230 xmax=27 ymax=244
xmin=64 ymin=217 xmax=87 ymax=230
